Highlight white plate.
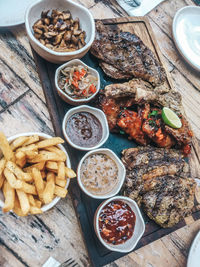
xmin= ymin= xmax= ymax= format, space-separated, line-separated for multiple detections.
xmin=187 ymin=231 xmax=200 ymax=267
xmin=172 ymin=6 xmax=200 ymax=72
xmin=0 ymin=0 xmax=38 ymax=27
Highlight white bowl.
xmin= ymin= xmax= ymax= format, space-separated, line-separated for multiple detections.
xmin=0 ymin=132 xmax=71 ymax=213
xmin=62 ymin=105 xmax=109 ymax=151
xmin=94 ymin=196 xmax=145 ymax=253
xmin=55 ymin=59 xmax=100 ymax=105
xmin=25 ymin=0 xmax=95 ymax=63
xmin=77 ymin=148 xmax=126 ymax=199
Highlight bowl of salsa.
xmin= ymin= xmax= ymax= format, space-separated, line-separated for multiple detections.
xmin=94 ymin=196 xmax=145 ymax=253
xmin=55 ymin=59 xmax=100 ymax=105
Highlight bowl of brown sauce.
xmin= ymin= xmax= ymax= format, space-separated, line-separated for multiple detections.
xmin=62 ymin=105 xmax=109 ymax=151
xmin=77 ymin=148 xmax=126 ymax=199
xmin=94 ymin=196 xmax=145 ymax=253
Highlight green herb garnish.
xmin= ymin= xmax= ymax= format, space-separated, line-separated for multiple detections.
xmin=148 ymin=110 xmax=158 ymax=118
xmin=148 ymin=120 xmax=156 ymax=127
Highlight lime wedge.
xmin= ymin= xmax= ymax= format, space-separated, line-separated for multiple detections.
xmin=162 ymin=107 xmax=182 ymax=129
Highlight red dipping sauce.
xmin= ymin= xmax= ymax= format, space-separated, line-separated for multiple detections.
xmin=99 ymin=200 xmax=136 ymax=245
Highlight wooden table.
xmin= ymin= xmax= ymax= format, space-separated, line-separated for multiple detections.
xmin=0 ymin=0 xmax=200 ymax=266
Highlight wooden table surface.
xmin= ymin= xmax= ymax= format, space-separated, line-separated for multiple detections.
xmin=0 ymin=0 xmax=200 ymax=266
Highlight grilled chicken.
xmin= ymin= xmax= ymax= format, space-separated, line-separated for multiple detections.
xmin=91 ymin=21 xmax=167 ymax=86
xmin=122 ymin=146 xmax=196 ymax=228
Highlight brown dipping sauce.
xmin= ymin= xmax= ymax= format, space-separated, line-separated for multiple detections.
xmin=99 ymin=200 xmax=136 ymax=245
xmin=66 ymin=112 xmax=103 ymax=147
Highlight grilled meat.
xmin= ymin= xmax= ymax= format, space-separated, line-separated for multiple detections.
xmin=122 ymin=146 xmax=196 ymax=227
xmin=118 ymin=109 xmax=150 ymax=145
xmin=91 ymin=21 xmax=167 ymax=86
xmin=100 ymin=61 xmax=132 ymax=80
xmin=99 ymin=94 xmax=136 ymax=132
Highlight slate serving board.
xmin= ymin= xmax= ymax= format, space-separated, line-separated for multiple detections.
xmin=32 ymin=17 xmax=200 ymax=267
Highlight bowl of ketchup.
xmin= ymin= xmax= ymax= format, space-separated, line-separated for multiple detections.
xmin=94 ymin=196 xmax=145 ymax=253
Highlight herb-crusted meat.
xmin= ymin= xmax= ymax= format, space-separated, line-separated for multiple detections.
xmin=122 ymin=146 xmax=196 ymax=228
xmin=90 ymin=21 xmax=167 ymax=86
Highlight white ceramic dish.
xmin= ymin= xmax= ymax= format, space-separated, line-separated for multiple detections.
xmin=0 ymin=132 xmax=71 ymax=213
xmin=187 ymin=230 xmax=200 ymax=267
xmin=77 ymin=148 xmax=126 ymax=199
xmin=55 ymin=59 xmax=100 ymax=105
xmin=62 ymin=105 xmax=109 ymax=151
xmin=172 ymin=6 xmax=200 ymax=71
xmin=0 ymin=0 xmax=38 ymax=27
xmin=94 ymin=196 xmax=145 ymax=253
xmin=25 ymin=0 xmax=95 ymax=63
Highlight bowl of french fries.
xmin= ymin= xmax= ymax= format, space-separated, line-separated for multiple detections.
xmin=0 ymin=132 xmax=76 ymax=216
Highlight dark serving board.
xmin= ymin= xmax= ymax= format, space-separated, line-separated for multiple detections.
xmin=32 ymin=17 xmax=200 ymax=267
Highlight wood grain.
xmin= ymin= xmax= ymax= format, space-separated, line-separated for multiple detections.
xmin=0 ymin=0 xmax=200 ymax=266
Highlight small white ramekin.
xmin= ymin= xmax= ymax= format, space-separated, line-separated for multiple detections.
xmin=55 ymin=59 xmax=100 ymax=106
xmin=77 ymin=148 xmax=126 ymax=199
xmin=94 ymin=196 xmax=145 ymax=253
xmin=0 ymin=132 xmax=71 ymax=213
xmin=62 ymin=105 xmax=109 ymax=151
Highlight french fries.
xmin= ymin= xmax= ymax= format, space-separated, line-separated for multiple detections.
xmin=3 ymin=180 xmax=15 ymax=212
xmin=0 ymin=132 xmax=15 ymax=161
xmin=0 ymin=132 xmax=76 ymax=216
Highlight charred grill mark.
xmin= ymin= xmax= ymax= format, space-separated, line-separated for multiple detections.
xmin=0 ymin=237 xmax=29 ymax=267
xmin=31 ymin=235 xmax=37 ymax=243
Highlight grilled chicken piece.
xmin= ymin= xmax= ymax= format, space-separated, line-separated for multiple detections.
xmin=91 ymin=21 xmax=166 ymax=86
xmin=122 ymin=146 xmax=196 ymax=228
xmin=99 ymin=94 xmax=135 ymax=132
xmin=118 ymin=109 xmax=149 ymax=145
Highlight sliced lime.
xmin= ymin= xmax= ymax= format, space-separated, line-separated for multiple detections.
xmin=161 ymin=107 xmax=182 ymax=129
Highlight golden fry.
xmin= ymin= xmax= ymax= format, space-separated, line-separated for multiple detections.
xmin=21 ymin=181 xmax=37 ymax=195
xmin=15 ymin=151 xmax=26 ymax=168
xmin=0 ymin=174 xmax=5 ymax=189
xmin=65 ymin=167 xmax=76 ymax=178
xmin=32 ymin=168 xmax=44 ymax=199
xmin=13 ymin=195 xmax=27 ymax=216
xmin=0 ymin=158 xmax=6 ymax=175
xmin=54 ymin=185 xmax=68 ymax=198
xmin=55 ymin=177 xmax=67 ymax=188
xmin=3 ymin=180 xmax=15 ymax=212
xmin=43 ymin=172 xmax=55 ymax=204
xmin=23 ymin=161 xmax=45 ymax=173
xmin=41 ymin=171 xmax=46 ymax=179
xmin=35 ymin=199 xmax=42 ymax=208
xmin=6 ymin=161 xmax=32 ymax=182
xmin=16 ymin=189 xmax=30 ymax=215
xmin=45 ymin=146 xmax=67 ymax=161
xmin=57 ymin=162 xmax=65 ymax=180
xmin=0 ymin=132 xmax=15 ymax=161
xmin=25 ymin=150 xmax=38 ymax=159
xmin=46 ymin=161 xmax=58 ymax=172
xmin=36 ymin=137 xmax=64 ymax=149
xmin=4 ymin=168 xmax=23 ymax=189
xmin=28 ymin=152 xmax=65 ymax=163
xmin=22 ymin=135 xmax=39 ymax=146
xmin=28 ymin=194 xmax=36 ymax=206
xmin=10 ymin=136 xmax=29 ymax=150
xmin=17 ymin=144 xmax=38 ymax=153
xmin=30 ymin=206 xmax=42 ymax=214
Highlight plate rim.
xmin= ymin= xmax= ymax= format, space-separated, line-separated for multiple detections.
xmin=172 ymin=6 xmax=200 ymax=72
xmin=187 ymin=230 xmax=200 ymax=267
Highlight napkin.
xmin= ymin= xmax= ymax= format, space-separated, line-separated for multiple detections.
xmin=116 ymin=0 xmax=166 ymax=16
xmin=42 ymin=257 xmax=60 ymax=267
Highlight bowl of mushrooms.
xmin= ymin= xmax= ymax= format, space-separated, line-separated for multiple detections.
xmin=25 ymin=0 xmax=95 ymax=63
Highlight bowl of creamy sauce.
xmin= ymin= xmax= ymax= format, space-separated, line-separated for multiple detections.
xmin=77 ymin=148 xmax=126 ymax=199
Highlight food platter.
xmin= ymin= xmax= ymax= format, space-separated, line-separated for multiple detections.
xmin=31 ymin=16 xmax=200 ymax=267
